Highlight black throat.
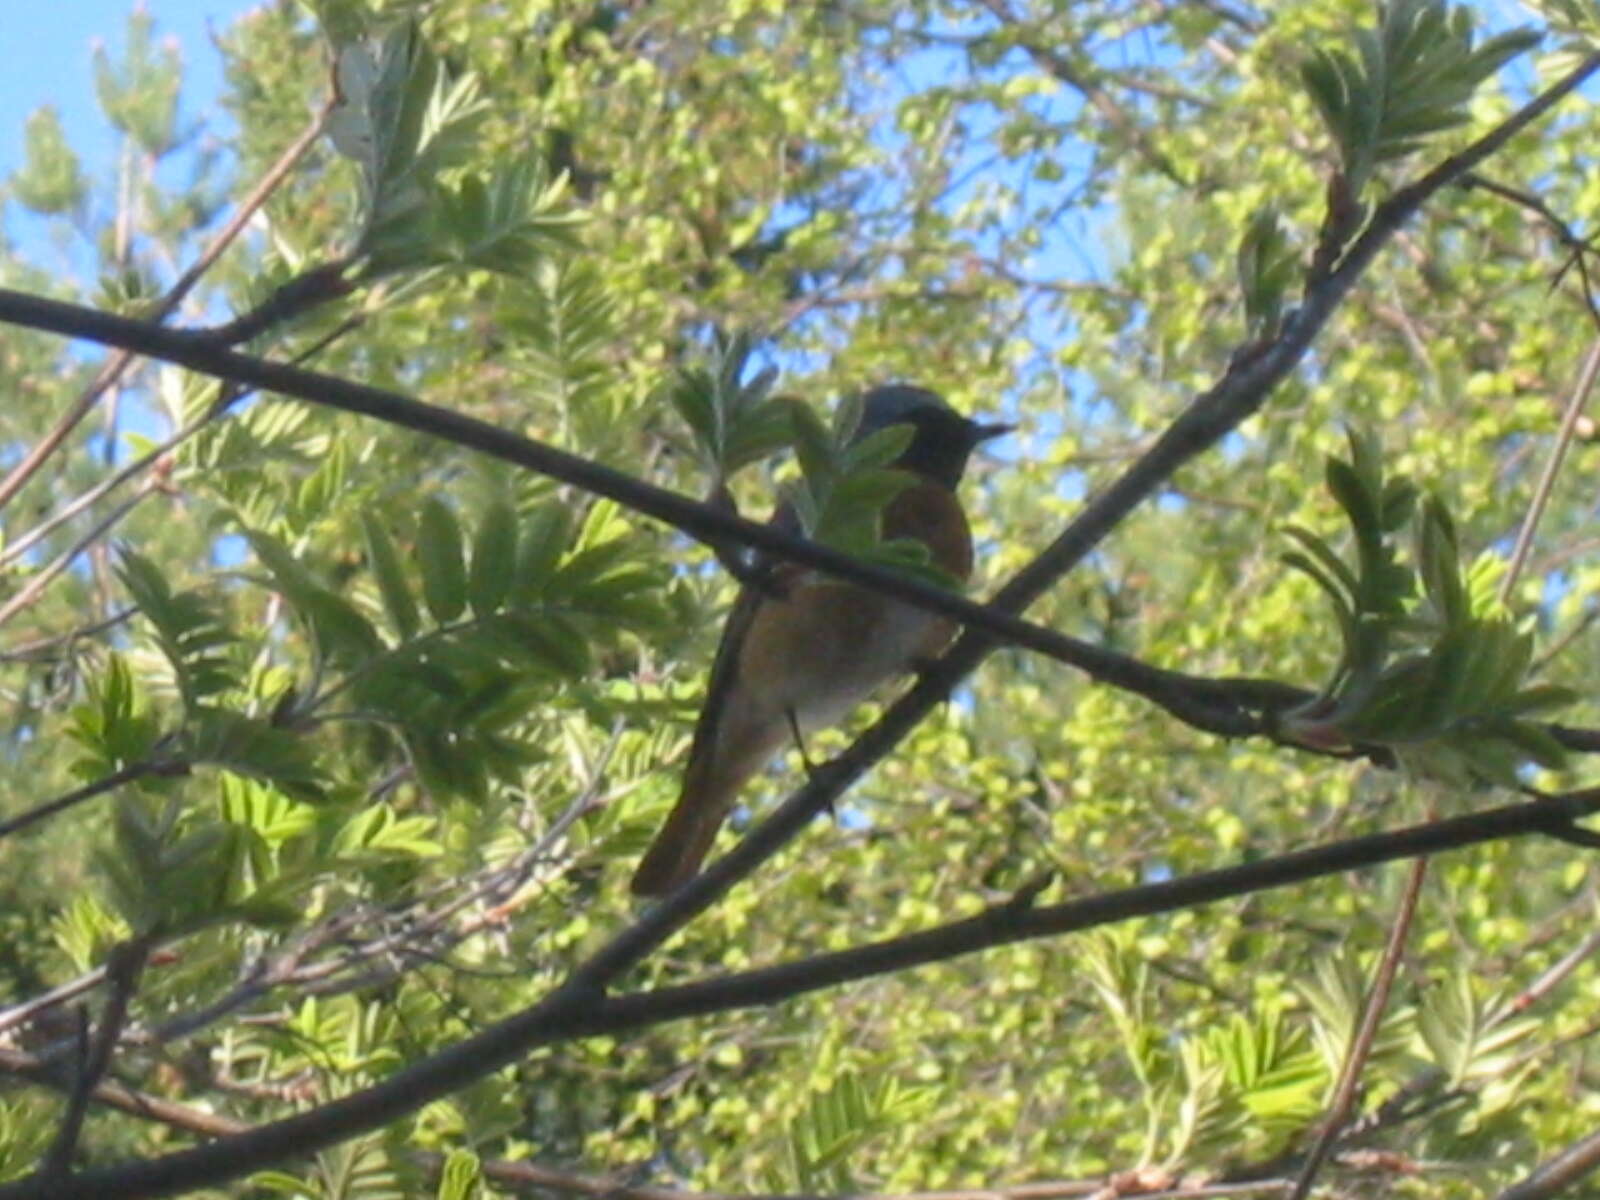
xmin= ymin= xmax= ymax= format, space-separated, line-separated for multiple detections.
xmin=893 ymin=408 xmax=985 ymax=489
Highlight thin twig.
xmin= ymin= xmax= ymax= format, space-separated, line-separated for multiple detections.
xmin=40 ymin=938 xmax=151 ymax=1177
xmin=1458 ymin=171 xmax=1600 ymax=333
xmin=16 ymin=746 xmax=629 ymax=1062
xmin=1497 ymin=1125 xmax=1600 ymax=1200
xmin=1501 ymin=926 xmax=1600 ymax=1017
xmin=1500 ymin=336 xmax=1600 ymax=604
xmin=0 ymin=94 xmax=335 ymax=517
xmin=0 ymin=485 xmax=159 ymax=633
xmin=11 ymin=784 xmax=1600 ymax=1200
xmin=0 ymin=969 xmax=109 ymax=1037
xmin=0 ymin=608 xmax=135 ymax=663
xmin=0 ymin=416 xmax=211 ymax=570
xmin=0 ymin=760 xmax=187 ymax=841
xmin=0 ymin=1045 xmax=247 ymax=1140
xmin=1290 ymin=856 xmax=1428 ymax=1200
xmin=976 ymin=0 xmax=1191 ymax=187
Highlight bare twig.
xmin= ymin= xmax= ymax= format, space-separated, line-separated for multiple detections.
xmin=0 ymin=485 xmax=159 ymax=633
xmin=1500 ymin=335 xmax=1600 ymax=604
xmin=1497 ymin=1125 xmax=1600 ymax=1200
xmin=1290 ymin=856 xmax=1428 ymax=1200
xmin=0 ymin=95 xmax=335 ymax=517
xmin=40 ymin=938 xmax=151 ymax=1177
xmin=0 ymin=969 xmax=109 ymax=1037
xmin=975 ymin=0 xmax=1191 ymax=187
xmin=0 ymin=608 xmax=135 ymax=663
xmin=0 ymin=1045 xmax=247 ymax=1140
xmin=1502 ymin=926 xmax=1600 ymax=1017
xmin=1458 ymin=171 xmax=1600 ymax=332
xmin=0 ymin=417 xmax=210 ymax=571
xmin=0 ymin=760 xmax=188 ymax=841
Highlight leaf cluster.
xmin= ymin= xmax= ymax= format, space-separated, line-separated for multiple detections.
xmin=1301 ymin=0 xmax=1539 ymax=196
xmin=325 ymin=21 xmax=581 ymax=284
xmin=1281 ymin=430 xmax=1575 ymax=783
xmin=665 ymin=333 xmax=794 ymax=482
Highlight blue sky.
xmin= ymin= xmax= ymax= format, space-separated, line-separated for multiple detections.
xmin=2 ymin=2 xmax=252 ymax=183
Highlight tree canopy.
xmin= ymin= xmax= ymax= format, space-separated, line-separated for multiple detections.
xmin=2 ymin=1 xmax=1600 ymax=1198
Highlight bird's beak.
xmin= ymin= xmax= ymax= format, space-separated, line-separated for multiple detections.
xmin=970 ymin=421 xmax=1015 ymax=443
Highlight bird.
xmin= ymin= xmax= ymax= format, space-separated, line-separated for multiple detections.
xmin=630 ymin=384 xmax=1010 ymax=896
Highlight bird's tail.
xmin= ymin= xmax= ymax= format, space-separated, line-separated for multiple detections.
xmin=629 ymin=745 xmax=746 ymax=897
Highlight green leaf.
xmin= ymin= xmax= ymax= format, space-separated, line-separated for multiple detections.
xmin=1499 ymin=683 xmax=1580 ymax=717
xmin=1486 ymin=719 xmax=1567 ymax=771
xmin=183 ymin=708 xmax=324 ymax=800
xmin=1281 ymin=525 xmax=1359 ymax=605
xmin=468 ymin=501 xmax=517 ymax=615
xmin=332 ymin=802 xmax=442 ymax=861
xmin=11 ymin=105 xmax=86 ymax=215
xmin=843 ymin=423 xmax=914 ymax=473
xmin=246 ymin=530 xmax=384 ymax=667
xmin=1415 ymin=496 xmax=1466 ymax=625
xmin=361 ymin=510 xmax=419 ymax=640
xmin=1237 ymin=206 xmax=1297 ymax=334
xmin=437 ymin=1148 xmax=482 ymax=1200
xmin=417 ymin=497 xmax=468 ymax=624
xmin=1323 ymin=458 xmax=1379 ymax=542
xmin=788 ymin=398 xmax=839 ymax=494
xmin=513 ymin=500 xmax=573 ymax=598
xmin=115 ymin=547 xmax=240 ymax=709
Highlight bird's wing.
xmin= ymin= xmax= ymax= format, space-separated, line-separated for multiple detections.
xmin=685 ymin=502 xmax=804 ymax=771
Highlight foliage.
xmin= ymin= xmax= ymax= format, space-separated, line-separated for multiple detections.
xmin=0 ymin=2 xmax=1597 ymax=1198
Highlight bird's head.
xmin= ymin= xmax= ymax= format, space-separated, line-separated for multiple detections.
xmin=857 ymin=384 xmax=1012 ymax=488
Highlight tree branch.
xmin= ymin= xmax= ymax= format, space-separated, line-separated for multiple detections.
xmin=0 ymin=760 xmax=189 ymax=841
xmin=0 ymin=1046 xmax=247 ymax=1141
xmin=0 ymin=288 xmax=1296 ymax=742
xmin=0 ymin=45 xmax=1594 ymax=1200
xmin=6 ymin=785 xmax=1597 ymax=1200
xmin=39 ymin=938 xmax=151 ymax=1177
xmin=1497 ymin=1124 xmax=1600 ymax=1200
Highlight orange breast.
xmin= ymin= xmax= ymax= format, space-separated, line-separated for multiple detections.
xmin=883 ymin=480 xmax=975 ymax=582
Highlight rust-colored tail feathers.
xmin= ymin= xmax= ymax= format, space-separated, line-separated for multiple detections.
xmin=629 ymin=720 xmax=776 ymax=896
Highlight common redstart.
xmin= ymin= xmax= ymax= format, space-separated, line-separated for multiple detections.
xmin=630 ymin=385 xmax=1010 ymax=896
